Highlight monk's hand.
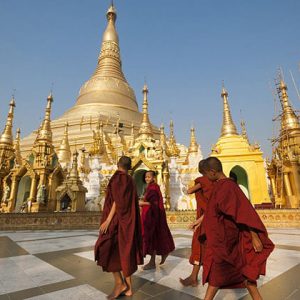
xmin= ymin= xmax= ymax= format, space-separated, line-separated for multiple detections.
xmin=100 ymin=219 xmax=110 ymax=234
xmin=188 ymin=222 xmax=195 ymax=230
xmin=250 ymin=231 xmax=263 ymax=252
xmin=193 ymin=222 xmax=201 ymax=232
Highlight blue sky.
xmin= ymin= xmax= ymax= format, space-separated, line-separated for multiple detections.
xmin=0 ymin=0 xmax=299 ymax=157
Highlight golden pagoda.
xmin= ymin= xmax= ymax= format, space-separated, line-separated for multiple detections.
xmin=0 ymin=3 xmax=204 ymax=212
xmin=0 ymin=98 xmax=16 ymax=209
xmin=0 ymin=93 xmax=90 ymax=213
xmin=211 ymin=86 xmax=271 ymax=205
xmin=267 ymin=79 xmax=300 ymax=208
xmin=57 ymin=122 xmax=71 ymax=169
xmin=0 ymin=98 xmax=16 ymax=175
xmin=21 ymin=3 xmax=159 ymax=156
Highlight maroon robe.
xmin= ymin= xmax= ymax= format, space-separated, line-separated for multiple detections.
xmin=94 ymin=170 xmax=143 ymax=277
xmin=202 ymin=178 xmax=274 ymax=288
xmin=141 ymin=182 xmax=175 ymax=256
xmin=189 ymin=176 xmax=213 ymax=265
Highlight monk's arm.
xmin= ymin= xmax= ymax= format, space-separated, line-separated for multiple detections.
xmin=139 ymin=200 xmax=150 ymax=206
xmin=187 ymin=183 xmax=202 ymax=194
xmin=100 ymin=202 xmax=116 ymax=233
xmin=189 ymin=214 xmax=204 ymax=230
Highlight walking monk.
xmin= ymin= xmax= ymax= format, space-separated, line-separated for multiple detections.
xmin=139 ymin=170 xmax=175 ymax=270
xmin=180 ymin=160 xmax=213 ymax=287
xmin=94 ymin=156 xmax=143 ymax=299
xmin=201 ymin=157 xmax=274 ymax=300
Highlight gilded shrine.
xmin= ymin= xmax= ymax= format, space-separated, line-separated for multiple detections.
xmin=0 ymin=3 xmax=299 ymax=215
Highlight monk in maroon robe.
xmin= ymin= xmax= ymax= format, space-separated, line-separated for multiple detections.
xmin=94 ymin=156 xmax=143 ymax=299
xmin=180 ymin=160 xmax=214 ymax=287
xmin=201 ymin=157 xmax=274 ymax=300
xmin=139 ymin=170 xmax=175 ymax=270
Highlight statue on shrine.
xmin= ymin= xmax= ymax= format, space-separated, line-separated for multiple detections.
xmin=1 ymin=185 xmax=10 ymax=204
xmin=37 ymin=184 xmax=47 ymax=204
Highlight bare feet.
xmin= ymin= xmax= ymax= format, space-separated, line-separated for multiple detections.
xmin=179 ymin=276 xmax=198 ymax=287
xmin=124 ymin=290 xmax=133 ymax=297
xmin=107 ymin=283 xmax=127 ymax=299
xmin=160 ymin=254 xmax=168 ymax=265
xmin=143 ymin=262 xmax=156 ymax=270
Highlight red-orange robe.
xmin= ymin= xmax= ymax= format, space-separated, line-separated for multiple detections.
xmin=202 ymin=178 xmax=274 ymax=288
xmin=141 ymin=182 xmax=175 ymax=256
xmin=94 ymin=170 xmax=143 ymax=277
xmin=189 ymin=176 xmax=213 ymax=265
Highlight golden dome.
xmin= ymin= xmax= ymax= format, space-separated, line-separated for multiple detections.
xmin=74 ymin=4 xmax=138 ymax=113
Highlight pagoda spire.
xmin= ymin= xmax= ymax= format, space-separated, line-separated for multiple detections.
xmin=220 ymin=85 xmax=238 ymax=137
xmin=36 ymin=93 xmax=53 ymax=143
xmin=97 ymin=121 xmax=107 ymax=156
xmin=92 ymin=3 xmax=126 ymax=81
xmin=160 ymin=124 xmax=167 ymax=146
xmin=188 ymin=127 xmax=198 ymax=153
xmin=138 ymin=84 xmax=153 ymax=139
xmin=278 ymin=80 xmax=300 ymax=131
xmin=0 ymin=97 xmax=16 ymax=147
xmin=69 ymin=150 xmax=80 ymax=181
xmin=57 ymin=122 xmax=71 ymax=165
xmin=168 ymin=120 xmax=180 ymax=157
xmin=13 ymin=128 xmax=22 ymax=165
xmin=241 ymin=119 xmax=250 ymax=143
xmin=130 ymin=122 xmax=135 ymax=145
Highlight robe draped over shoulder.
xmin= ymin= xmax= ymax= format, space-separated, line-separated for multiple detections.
xmin=202 ymin=178 xmax=274 ymax=288
xmin=94 ymin=170 xmax=143 ymax=277
xmin=141 ymin=182 xmax=175 ymax=256
xmin=190 ymin=176 xmax=213 ymax=265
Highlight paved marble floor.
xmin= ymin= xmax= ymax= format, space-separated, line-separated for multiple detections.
xmin=0 ymin=228 xmax=299 ymax=300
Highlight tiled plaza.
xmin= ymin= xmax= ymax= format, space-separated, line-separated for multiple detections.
xmin=0 ymin=228 xmax=299 ymax=300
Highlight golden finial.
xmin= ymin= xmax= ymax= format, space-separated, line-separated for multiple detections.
xmin=188 ymin=126 xmax=198 ymax=153
xmin=36 ymin=93 xmax=53 ymax=143
xmin=168 ymin=120 xmax=180 ymax=157
xmin=278 ymin=79 xmax=300 ymax=131
xmin=0 ymin=96 xmax=16 ymax=146
xmin=138 ymin=83 xmax=153 ymax=139
xmin=240 ymin=119 xmax=250 ymax=143
xmin=107 ymin=1 xmax=117 ymax=22
xmin=57 ymin=122 xmax=71 ymax=165
xmin=160 ymin=123 xmax=166 ymax=145
xmin=220 ymin=84 xmax=238 ymax=137
xmin=69 ymin=150 xmax=80 ymax=180
xmin=13 ymin=128 xmax=22 ymax=165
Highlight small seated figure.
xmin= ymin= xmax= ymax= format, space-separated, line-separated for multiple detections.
xmin=1 ymin=185 xmax=10 ymax=204
xmin=37 ymin=185 xmax=47 ymax=204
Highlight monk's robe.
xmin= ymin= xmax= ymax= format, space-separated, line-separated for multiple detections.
xmin=141 ymin=182 xmax=175 ymax=256
xmin=189 ymin=176 xmax=213 ymax=265
xmin=94 ymin=170 xmax=143 ymax=277
xmin=202 ymin=178 xmax=274 ymax=288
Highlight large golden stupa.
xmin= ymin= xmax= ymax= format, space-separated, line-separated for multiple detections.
xmin=1 ymin=3 xmax=298 ymax=215
xmin=0 ymin=3 xmax=202 ymax=213
xmin=21 ymin=4 xmax=156 ymax=155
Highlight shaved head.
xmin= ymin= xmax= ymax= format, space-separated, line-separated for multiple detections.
xmin=198 ymin=159 xmax=206 ymax=174
xmin=203 ymin=157 xmax=223 ymax=172
xmin=117 ymin=156 xmax=132 ymax=171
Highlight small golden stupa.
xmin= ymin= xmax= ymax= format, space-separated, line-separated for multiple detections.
xmin=267 ymin=79 xmax=300 ymax=208
xmin=211 ymin=86 xmax=271 ymax=205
